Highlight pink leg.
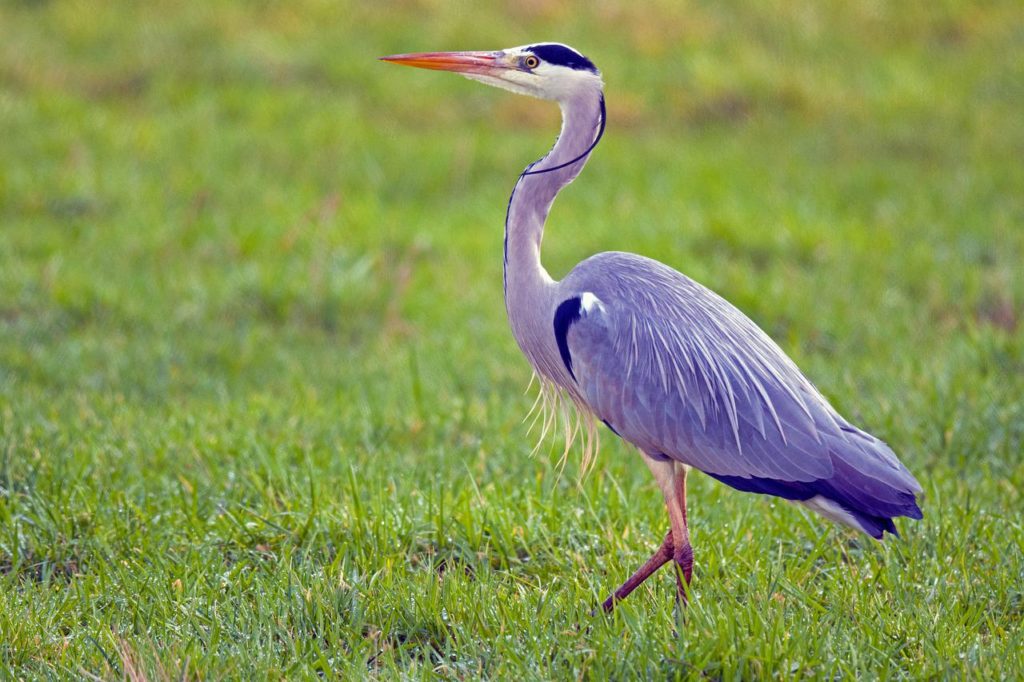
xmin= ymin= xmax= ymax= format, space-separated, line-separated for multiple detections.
xmin=600 ymin=530 xmax=673 ymax=612
xmin=600 ymin=458 xmax=694 ymax=613
xmin=670 ymin=463 xmax=694 ymax=603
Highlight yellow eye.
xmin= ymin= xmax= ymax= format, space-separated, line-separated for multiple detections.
xmin=524 ymin=55 xmax=539 ymax=69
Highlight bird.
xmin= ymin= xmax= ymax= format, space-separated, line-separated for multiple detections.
xmin=381 ymin=43 xmax=923 ymax=612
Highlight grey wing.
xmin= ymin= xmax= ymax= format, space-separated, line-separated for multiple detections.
xmin=562 ymin=253 xmax=921 ymax=493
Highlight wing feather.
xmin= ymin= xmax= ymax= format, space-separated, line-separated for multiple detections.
xmin=561 ymin=252 xmax=917 ymax=491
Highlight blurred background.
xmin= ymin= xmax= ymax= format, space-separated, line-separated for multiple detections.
xmin=1 ymin=0 xmax=1022 ymax=676
xmin=2 ymin=1 xmax=1021 ymax=401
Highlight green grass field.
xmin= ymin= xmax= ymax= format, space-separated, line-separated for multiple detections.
xmin=2 ymin=1 xmax=1023 ymax=678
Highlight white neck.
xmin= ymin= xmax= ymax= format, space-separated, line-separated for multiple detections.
xmin=502 ymin=88 xmax=605 ymax=376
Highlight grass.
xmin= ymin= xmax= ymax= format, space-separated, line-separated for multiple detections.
xmin=1 ymin=0 xmax=1023 ymax=678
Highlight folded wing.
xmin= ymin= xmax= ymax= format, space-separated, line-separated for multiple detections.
xmin=559 ymin=252 xmax=922 ymax=536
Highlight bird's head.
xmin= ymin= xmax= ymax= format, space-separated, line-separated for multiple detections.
xmin=380 ymin=43 xmax=603 ymax=102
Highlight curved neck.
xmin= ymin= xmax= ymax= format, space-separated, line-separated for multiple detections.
xmin=503 ymin=90 xmax=605 ymax=303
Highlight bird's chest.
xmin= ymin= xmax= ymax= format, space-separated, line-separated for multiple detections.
xmin=505 ymin=291 xmax=574 ymax=390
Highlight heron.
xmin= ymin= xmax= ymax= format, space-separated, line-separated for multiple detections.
xmin=381 ymin=43 xmax=923 ymax=612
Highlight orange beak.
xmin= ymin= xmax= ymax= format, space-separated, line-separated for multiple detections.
xmin=379 ymin=51 xmax=503 ymax=75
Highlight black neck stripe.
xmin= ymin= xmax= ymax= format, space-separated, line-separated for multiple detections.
xmin=521 ymin=95 xmax=605 ymax=177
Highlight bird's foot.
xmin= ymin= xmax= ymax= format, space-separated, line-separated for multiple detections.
xmin=598 ymin=531 xmax=674 ymax=614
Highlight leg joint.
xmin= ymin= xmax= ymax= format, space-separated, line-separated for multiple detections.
xmin=673 ymin=542 xmax=693 ymax=572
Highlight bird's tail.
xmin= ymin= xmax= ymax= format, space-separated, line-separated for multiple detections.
xmin=709 ymin=466 xmax=922 ymax=539
xmin=707 ymin=423 xmax=923 ymax=540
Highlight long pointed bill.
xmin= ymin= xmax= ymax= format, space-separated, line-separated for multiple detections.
xmin=379 ymin=51 xmax=503 ymax=75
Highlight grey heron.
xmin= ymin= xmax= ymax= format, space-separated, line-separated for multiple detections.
xmin=381 ymin=44 xmax=923 ymax=611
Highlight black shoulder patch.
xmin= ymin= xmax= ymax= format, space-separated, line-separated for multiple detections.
xmin=527 ymin=44 xmax=597 ymax=73
xmin=553 ymin=296 xmax=583 ymax=380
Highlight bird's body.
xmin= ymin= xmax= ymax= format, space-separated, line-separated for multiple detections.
xmin=554 ymin=250 xmax=920 ymax=536
xmin=383 ymin=43 xmax=922 ymax=609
